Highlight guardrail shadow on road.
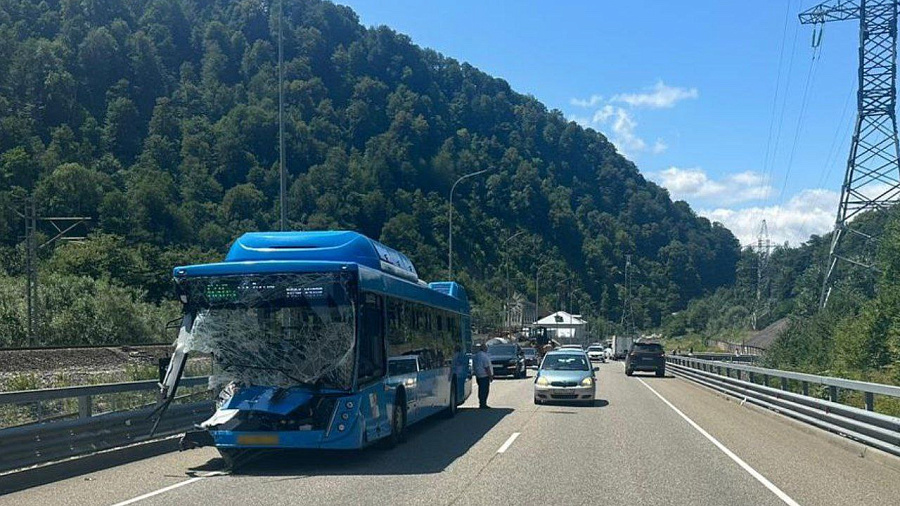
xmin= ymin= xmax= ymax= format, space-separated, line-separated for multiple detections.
xmin=195 ymin=406 xmax=513 ymax=477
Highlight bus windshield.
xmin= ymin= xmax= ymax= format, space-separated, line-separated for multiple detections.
xmin=179 ymin=272 xmax=357 ymax=390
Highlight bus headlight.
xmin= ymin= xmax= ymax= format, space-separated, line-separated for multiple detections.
xmin=581 ymin=377 xmax=594 ymax=387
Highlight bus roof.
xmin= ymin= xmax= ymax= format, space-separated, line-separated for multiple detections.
xmin=172 ymin=231 xmax=469 ymax=310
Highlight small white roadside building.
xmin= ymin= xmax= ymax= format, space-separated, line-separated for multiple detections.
xmin=534 ymin=311 xmax=587 ymax=344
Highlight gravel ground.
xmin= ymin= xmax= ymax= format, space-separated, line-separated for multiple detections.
xmin=0 ymin=346 xmax=209 ymax=391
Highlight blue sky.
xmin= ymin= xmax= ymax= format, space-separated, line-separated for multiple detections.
xmin=337 ymin=0 xmax=863 ymax=246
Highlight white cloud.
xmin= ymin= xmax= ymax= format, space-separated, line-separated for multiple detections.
xmin=653 ymin=167 xmax=772 ymax=205
xmin=612 ymin=81 xmax=699 ymax=109
xmin=570 ymin=105 xmax=648 ymax=157
xmin=700 ymin=189 xmax=839 ymax=246
xmin=570 ymin=95 xmax=604 ymax=108
xmin=568 ymin=80 xmax=696 ymax=157
xmin=652 ymin=139 xmax=668 ymax=154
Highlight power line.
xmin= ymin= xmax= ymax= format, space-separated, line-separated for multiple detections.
xmin=762 ymin=0 xmax=804 ymax=210
xmin=762 ymin=0 xmax=798 ymax=188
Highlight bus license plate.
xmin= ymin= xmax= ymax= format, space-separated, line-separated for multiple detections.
xmin=237 ymin=434 xmax=280 ymax=445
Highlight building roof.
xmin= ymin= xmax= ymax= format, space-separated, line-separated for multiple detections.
xmin=534 ymin=311 xmax=587 ymax=327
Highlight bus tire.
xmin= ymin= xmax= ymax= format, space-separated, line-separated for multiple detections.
xmin=218 ymin=448 xmax=250 ymax=470
xmin=385 ymin=391 xmax=407 ymax=448
xmin=442 ymin=379 xmax=458 ymax=419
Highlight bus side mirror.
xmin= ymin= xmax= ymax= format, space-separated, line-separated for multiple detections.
xmin=158 ymin=356 xmax=171 ymax=384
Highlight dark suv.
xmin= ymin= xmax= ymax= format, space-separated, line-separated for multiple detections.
xmin=625 ymin=342 xmax=665 ymax=377
xmin=488 ymin=344 xmax=527 ymax=378
xmin=522 ymin=347 xmax=538 ymax=367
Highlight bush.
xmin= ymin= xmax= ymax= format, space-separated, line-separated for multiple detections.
xmin=0 ymin=272 xmax=178 ymax=347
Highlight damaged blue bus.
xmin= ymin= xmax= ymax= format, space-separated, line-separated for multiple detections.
xmin=154 ymin=231 xmax=471 ymax=463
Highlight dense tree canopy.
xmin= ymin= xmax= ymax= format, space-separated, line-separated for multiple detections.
xmin=0 ymin=0 xmax=741 ymax=345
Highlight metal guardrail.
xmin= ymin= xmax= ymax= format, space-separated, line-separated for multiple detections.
xmin=675 ymin=352 xmax=760 ymax=363
xmin=666 ymin=356 xmax=900 ymax=457
xmin=0 ymin=377 xmax=214 ymax=474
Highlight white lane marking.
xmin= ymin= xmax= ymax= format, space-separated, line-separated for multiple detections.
xmin=109 ymin=477 xmax=204 ymax=506
xmin=496 ymin=432 xmax=521 ymax=453
xmin=637 ymin=378 xmax=801 ymax=506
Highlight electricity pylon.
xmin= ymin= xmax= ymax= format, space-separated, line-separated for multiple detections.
xmin=800 ymin=1 xmax=900 ymax=306
xmin=753 ymin=220 xmax=772 ymax=330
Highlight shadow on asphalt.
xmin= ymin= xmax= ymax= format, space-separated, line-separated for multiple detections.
xmin=494 ymin=373 xmax=530 ymax=380
xmin=192 ymin=406 xmax=513 ymax=477
xmin=537 ymin=399 xmax=609 ymax=408
xmin=630 ymin=373 xmax=675 ymax=379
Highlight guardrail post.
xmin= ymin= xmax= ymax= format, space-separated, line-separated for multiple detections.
xmin=749 ymin=371 xmax=755 ymax=384
xmin=781 ymin=377 xmax=788 ymax=391
xmin=802 ymin=381 xmax=809 ymax=396
xmin=829 ymin=386 xmax=838 ymax=402
xmin=78 ymin=395 xmax=92 ymax=418
xmin=717 ymin=365 xmax=722 ymax=376
xmin=865 ymin=392 xmax=874 ymax=411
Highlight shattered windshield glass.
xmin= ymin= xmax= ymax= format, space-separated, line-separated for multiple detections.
xmin=178 ymin=272 xmax=356 ymax=390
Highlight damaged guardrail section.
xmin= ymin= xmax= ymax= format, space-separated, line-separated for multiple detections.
xmin=666 ymin=356 xmax=900 ymax=457
xmin=0 ymin=377 xmax=214 ymax=474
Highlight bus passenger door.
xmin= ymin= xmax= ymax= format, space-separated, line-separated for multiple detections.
xmin=359 ymin=294 xmax=389 ymax=440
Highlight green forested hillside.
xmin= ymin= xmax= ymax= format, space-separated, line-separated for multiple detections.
xmin=660 ymin=208 xmax=900 ymax=384
xmin=0 ymin=0 xmax=740 ymax=346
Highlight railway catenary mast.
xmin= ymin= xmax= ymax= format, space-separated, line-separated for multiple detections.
xmin=799 ymin=1 xmax=900 ymax=306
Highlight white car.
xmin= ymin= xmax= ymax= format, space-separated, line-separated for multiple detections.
xmin=586 ymin=345 xmax=605 ymax=362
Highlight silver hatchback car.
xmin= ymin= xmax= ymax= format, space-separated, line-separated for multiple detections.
xmin=534 ymin=350 xmax=597 ymax=405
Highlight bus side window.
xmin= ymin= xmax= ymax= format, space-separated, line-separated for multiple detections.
xmin=358 ymin=294 xmax=385 ymax=383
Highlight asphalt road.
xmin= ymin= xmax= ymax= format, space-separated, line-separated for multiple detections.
xmin=4 ymin=360 xmax=900 ymax=506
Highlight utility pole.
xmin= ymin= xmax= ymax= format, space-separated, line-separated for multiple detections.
xmin=800 ymin=1 xmax=900 ymax=306
xmin=620 ymin=255 xmax=637 ymax=337
xmin=447 ymin=168 xmax=488 ymax=279
xmin=7 ymin=195 xmax=90 ymax=346
xmin=278 ymin=0 xmax=287 ymax=231
xmin=23 ymin=196 xmax=37 ymax=344
xmin=535 ymin=263 xmax=554 ymax=321
xmin=502 ymin=230 xmax=526 ymax=329
xmin=753 ymin=220 xmax=772 ymax=330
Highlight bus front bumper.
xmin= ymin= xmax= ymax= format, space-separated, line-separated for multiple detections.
xmin=210 ymin=419 xmax=364 ymax=450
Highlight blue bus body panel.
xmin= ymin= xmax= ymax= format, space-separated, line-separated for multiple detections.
xmin=357 ymin=265 xmax=468 ymax=314
xmin=223 ymin=231 xmax=417 ymax=279
xmin=174 ymin=260 xmax=351 ymax=277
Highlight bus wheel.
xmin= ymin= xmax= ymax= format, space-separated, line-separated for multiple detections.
xmin=385 ymin=394 xmax=407 ymax=448
xmin=443 ymin=380 xmax=458 ymax=418
xmin=218 ymin=448 xmax=251 ymax=470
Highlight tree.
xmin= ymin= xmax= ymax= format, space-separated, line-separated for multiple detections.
xmin=33 ymin=163 xmax=112 ymax=217
xmin=103 ymin=97 xmax=142 ymax=162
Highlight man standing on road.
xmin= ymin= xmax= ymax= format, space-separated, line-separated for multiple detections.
xmin=473 ymin=343 xmax=493 ymax=409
